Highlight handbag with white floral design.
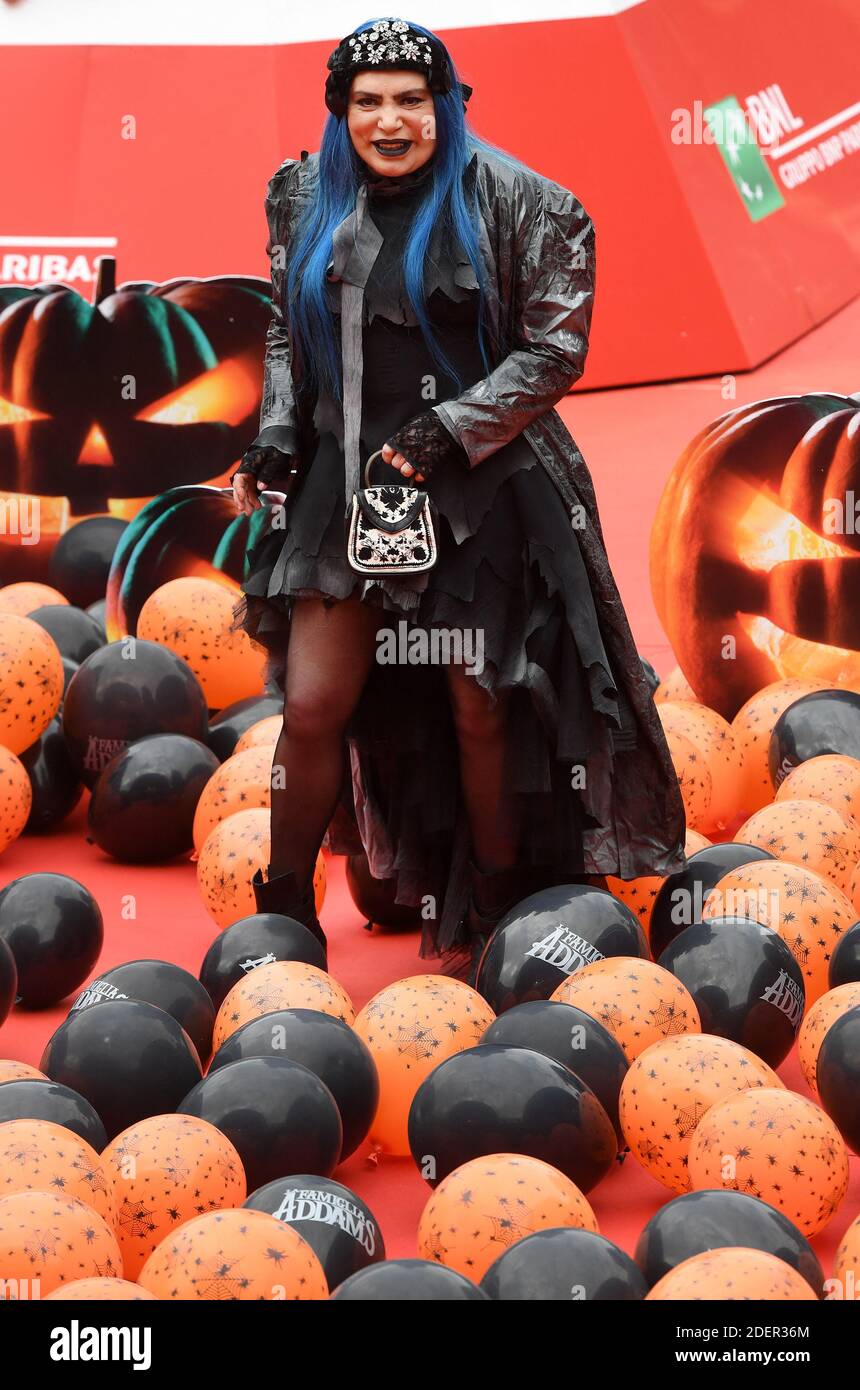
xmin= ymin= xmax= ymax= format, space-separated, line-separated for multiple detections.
xmin=347 ymin=449 xmax=438 ymax=576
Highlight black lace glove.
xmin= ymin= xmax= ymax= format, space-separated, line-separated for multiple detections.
xmin=230 ymin=425 xmax=298 ymax=489
xmin=385 ymin=409 xmax=470 ymax=482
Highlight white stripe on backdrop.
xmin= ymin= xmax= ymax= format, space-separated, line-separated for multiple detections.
xmin=0 ymin=0 xmax=647 ymax=44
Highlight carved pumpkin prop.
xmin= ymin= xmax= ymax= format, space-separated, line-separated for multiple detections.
xmin=650 ymin=392 xmax=860 ymax=720
xmin=0 ymin=261 xmax=270 ymax=584
xmin=701 ymin=859 xmax=858 ymax=1006
xmin=212 ymin=960 xmax=354 ymax=1053
xmin=137 ymin=576 xmax=266 ymax=710
xmin=196 ymin=805 xmax=326 ymax=930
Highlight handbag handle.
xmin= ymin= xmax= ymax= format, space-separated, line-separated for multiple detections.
xmin=364 ymin=449 xmax=385 ymax=488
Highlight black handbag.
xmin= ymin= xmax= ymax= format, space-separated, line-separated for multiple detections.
xmin=347 ymin=449 xmax=438 ymax=576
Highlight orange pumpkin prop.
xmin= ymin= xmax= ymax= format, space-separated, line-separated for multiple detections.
xmin=0 ymin=582 xmax=68 ymax=615
xmin=0 ymin=612 xmax=64 ymax=753
xmin=657 ymin=701 xmax=745 ymax=832
xmin=102 ymin=1114 xmax=246 ymax=1279
xmin=701 ymin=859 xmax=858 ymax=1006
xmin=797 ymin=983 xmax=860 ymax=1092
xmin=45 ymin=1277 xmax=157 ymax=1301
xmin=234 ymin=715 xmax=281 ymax=754
xmin=776 ymin=754 xmax=860 ymax=825
xmin=196 ymin=806 xmax=325 ymax=929
xmin=138 ymin=576 xmax=267 ymax=710
xmin=192 ymin=746 xmax=274 ymax=853
xmin=212 ymin=960 xmax=354 ymax=1052
xmin=0 ymin=1192 xmax=122 ymax=1295
xmin=619 ymin=1034 xmax=783 ymax=1194
xmin=731 ymin=678 xmax=837 ymax=816
xmin=646 ymin=1247 xmax=818 ymax=1301
xmin=138 ymin=1208 xmax=328 ymax=1300
xmin=0 ymin=1118 xmax=115 ymax=1226
xmin=0 ymin=745 xmax=32 ymax=852
xmin=734 ymin=798 xmax=860 ymax=894
xmin=688 ymin=1087 xmax=849 ymax=1238
xmin=650 ymin=392 xmax=860 ymax=720
xmin=550 ymin=957 xmax=701 ymax=1062
xmin=417 ymin=1153 xmax=598 ymax=1281
xmin=353 ymin=976 xmax=496 ymax=1155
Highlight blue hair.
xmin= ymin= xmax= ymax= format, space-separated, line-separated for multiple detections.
xmin=286 ymin=16 xmax=531 ymax=404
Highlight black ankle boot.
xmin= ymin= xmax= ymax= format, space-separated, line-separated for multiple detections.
xmin=252 ymin=866 xmax=328 ymax=966
xmin=443 ymin=859 xmax=542 ymax=987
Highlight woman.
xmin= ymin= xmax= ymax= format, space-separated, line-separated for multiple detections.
xmin=231 ymin=16 xmax=686 ymax=977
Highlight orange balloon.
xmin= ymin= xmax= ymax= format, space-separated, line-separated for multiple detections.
xmin=657 ymin=701 xmax=745 ymax=833
xmin=688 ymin=1087 xmax=849 ymax=1238
xmin=606 ymin=831 xmax=709 ymax=939
xmin=417 ymin=1153 xmax=598 ymax=1281
xmin=833 ymin=1214 xmax=860 ymax=1301
xmin=0 ymin=1119 xmax=115 ymax=1226
xmin=776 ymin=754 xmax=860 ymax=825
xmin=732 ymin=679 xmax=835 ymax=818
xmin=0 ymin=745 xmax=32 ymax=853
xmin=234 ymin=715 xmax=281 ymax=755
xmin=45 ymin=1278 xmax=157 ymax=1301
xmin=701 ymin=859 xmax=857 ymax=1006
xmin=735 ymin=798 xmax=860 ymax=895
xmin=192 ymin=746 xmax=274 ymax=853
xmin=653 ymin=666 xmax=697 ymax=704
xmin=213 ymin=959 xmax=354 ymax=1052
xmin=0 ymin=612 xmax=64 ymax=754
xmin=797 ymin=983 xmax=860 ymax=1093
xmin=0 ymin=583 xmax=68 ymax=616
xmin=0 ymin=1061 xmax=45 ymax=1083
xmin=663 ymin=726 xmax=712 ymax=832
xmin=847 ymin=860 xmax=860 ymax=916
xmin=0 ymin=1192 xmax=122 ymax=1296
xmin=551 ymin=957 xmax=700 ymax=1062
xmin=138 ymin=1207 xmax=327 ymax=1300
xmin=353 ymin=976 xmax=495 ymax=1155
xmin=646 ymin=1247 xmax=818 ymax=1301
xmin=137 ymin=576 xmax=267 ymax=710
xmin=102 ymin=1114 xmax=246 ymax=1279
xmin=196 ymin=807 xmax=325 ymax=928
xmin=619 ymin=1034 xmax=783 ymax=1194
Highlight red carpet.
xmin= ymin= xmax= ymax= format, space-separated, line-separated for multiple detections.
xmin=2 ymin=293 xmax=859 ymax=1274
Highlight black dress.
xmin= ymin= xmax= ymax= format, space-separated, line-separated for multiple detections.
xmin=235 ymin=166 xmax=625 ymax=957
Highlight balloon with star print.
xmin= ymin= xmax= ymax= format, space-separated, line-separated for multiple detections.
xmin=101 ymin=1113 xmax=246 ymax=1279
xmin=0 ymin=1118 xmax=115 ymax=1226
xmin=0 ymin=1192 xmax=123 ymax=1295
xmin=687 ymin=1087 xmax=849 ymax=1238
xmin=137 ymin=1207 xmax=328 ymax=1300
xmin=550 ymin=957 xmax=701 ymax=1063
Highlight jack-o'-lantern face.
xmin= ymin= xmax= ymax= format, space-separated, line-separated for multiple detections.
xmin=0 ymin=258 xmax=270 ymax=582
xmin=650 ymin=391 xmax=860 ymax=719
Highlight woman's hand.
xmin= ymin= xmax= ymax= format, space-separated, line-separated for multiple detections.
xmin=231 ymin=443 xmax=293 ymax=515
xmin=380 ymin=441 xmax=425 ymax=483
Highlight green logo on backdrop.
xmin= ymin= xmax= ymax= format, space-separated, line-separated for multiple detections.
xmin=704 ymin=96 xmax=785 ymax=222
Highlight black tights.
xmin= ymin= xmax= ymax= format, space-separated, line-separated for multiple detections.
xmin=267 ymin=593 xmax=522 ymax=884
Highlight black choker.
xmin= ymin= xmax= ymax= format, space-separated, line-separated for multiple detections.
xmin=358 ymin=154 xmax=437 ymax=198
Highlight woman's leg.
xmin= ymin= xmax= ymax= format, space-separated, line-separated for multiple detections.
xmin=445 ymin=663 xmax=521 ymax=873
xmin=268 ymin=592 xmax=384 ymax=884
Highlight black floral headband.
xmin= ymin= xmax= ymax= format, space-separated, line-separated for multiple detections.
xmin=325 ymin=17 xmax=473 ymax=117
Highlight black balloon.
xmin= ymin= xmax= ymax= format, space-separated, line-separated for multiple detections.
xmin=345 ymin=852 xmax=420 ymax=929
xmin=61 ymin=657 xmax=80 ymax=697
xmin=86 ymin=599 xmax=108 ymax=635
xmin=41 ymin=998 xmax=202 ymax=1141
xmin=199 ymin=912 xmax=326 ymax=1011
xmin=770 ymin=689 xmax=860 ymax=788
xmin=0 ymin=873 xmax=103 ymax=1008
xmin=69 ymin=959 xmax=216 ymax=1064
xmin=62 ymin=638 xmax=209 ymax=788
xmin=48 ymin=516 xmax=128 ymax=609
xmin=658 ymin=916 xmax=805 ymax=1067
xmin=816 ymin=1006 xmax=860 ymax=1154
xmin=86 ymin=733 xmax=219 ymax=861
xmin=475 ymin=884 xmax=649 ymax=1014
xmin=649 ymin=843 xmax=774 ymax=960
xmin=28 ymin=604 xmax=105 ymax=664
xmin=206 ymin=693 xmax=283 ymax=762
xmin=331 ymin=1259 xmax=489 ymax=1301
xmin=829 ymin=922 xmax=860 ymax=988
xmin=209 ymin=1009 xmax=377 ymax=1159
xmin=0 ymin=935 xmax=16 ymax=1025
xmin=244 ymin=1175 xmax=384 ymax=1291
xmin=178 ymin=1056 xmax=342 ymax=1191
xmin=408 ymin=1044 xmax=617 ymax=1190
xmin=635 ymin=1189 xmax=824 ymax=1295
xmin=640 ymin=656 xmax=660 ymax=695
xmin=19 ymin=715 xmax=84 ymax=832
xmin=481 ymin=1227 xmax=647 ymax=1300
xmin=480 ymin=1000 xmax=628 ymax=1142
xmin=0 ymin=1079 xmax=107 ymax=1150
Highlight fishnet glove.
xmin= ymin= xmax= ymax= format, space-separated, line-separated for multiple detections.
xmin=230 ymin=443 xmax=293 ymax=490
xmin=385 ymin=409 xmax=469 ymax=482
